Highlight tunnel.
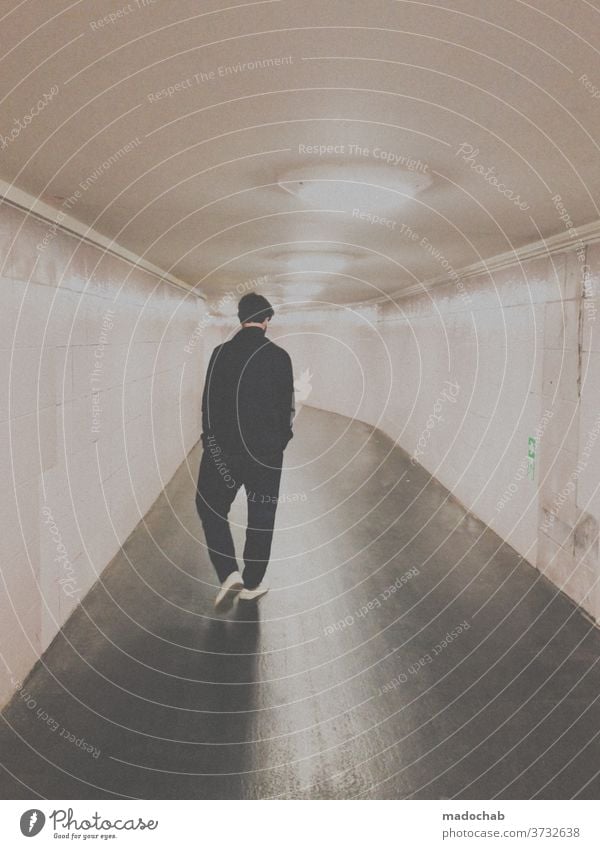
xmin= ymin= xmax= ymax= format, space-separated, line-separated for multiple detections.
xmin=1 ymin=0 xmax=600 ymax=808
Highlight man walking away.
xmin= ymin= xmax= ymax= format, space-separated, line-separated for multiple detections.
xmin=195 ymin=293 xmax=295 ymax=611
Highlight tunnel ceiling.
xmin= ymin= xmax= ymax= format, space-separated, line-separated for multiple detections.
xmin=1 ymin=0 xmax=600 ymax=308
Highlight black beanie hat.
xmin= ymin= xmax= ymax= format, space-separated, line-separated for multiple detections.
xmin=238 ymin=293 xmax=274 ymax=324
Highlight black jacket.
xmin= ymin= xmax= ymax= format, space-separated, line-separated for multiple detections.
xmin=201 ymin=327 xmax=295 ymax=457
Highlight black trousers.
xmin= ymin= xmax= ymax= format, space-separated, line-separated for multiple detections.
xmin=195 ymin=445 xmax=283 ymax=589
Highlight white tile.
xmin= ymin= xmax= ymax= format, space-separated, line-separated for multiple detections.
xmin=11 ymin=281 xmax=60 ymax=348
xmin=104 ymin=466 xmax=144 ymax=547
xmin=542 ymin=348 xmax=580 ymax=402
xmin=11 ymin=406 xmax=57 ymax=485
xmin=96 ymin=428 xmax=131 ymax=480
xmin=544 ymin=300 xmax=580 ymax=350
xmin=9 ymin=347 xmax=56 ymax=417
xmin=0 ymin=349 xmax=9 ymax=422
xmin=0 ymin=474 xmax=40 ymax=562
xmin=54 ymin=347 xmax=74 ymax=405
xmin=542 ymin=397 xmax=580 ymax=454
xmin=562 ymin=250 xmax=584 ymax=302
xmin=0 ymin=277 xmax=17 ymax=347
xmin=71 ymin=345 xmax=95 ymax=399
xmin=62 ymin=396 xmax=99 ymax=456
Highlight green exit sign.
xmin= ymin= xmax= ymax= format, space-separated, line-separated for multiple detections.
xmin=527 ymin=436 xmax=537 ymax=480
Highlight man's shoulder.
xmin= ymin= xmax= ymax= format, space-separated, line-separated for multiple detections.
xmin=264 ymin=339 xmax=291 ymax=362
xmin=208 ymin=342 xmax=225 ymax=362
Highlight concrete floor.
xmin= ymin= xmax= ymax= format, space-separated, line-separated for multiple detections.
xmin=1 ymin=406 xmax=600 ymax=800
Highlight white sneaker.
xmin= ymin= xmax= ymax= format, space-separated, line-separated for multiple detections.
xmin=239 ymin=584 xmax=269 ymax=601
xmin=214 ymin=571 xmax=244 ymax=611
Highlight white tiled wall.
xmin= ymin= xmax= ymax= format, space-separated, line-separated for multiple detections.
xmin=0 ymin=200 xmax=207 ymax=708
xmin=274 ymin=243 xmax=600 ymax=625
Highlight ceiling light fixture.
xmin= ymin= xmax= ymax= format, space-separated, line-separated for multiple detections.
xmin=278 ymin=163 xmax=431 ymax=214
xmin=282 ymin=252 xmax=349 ymax=274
